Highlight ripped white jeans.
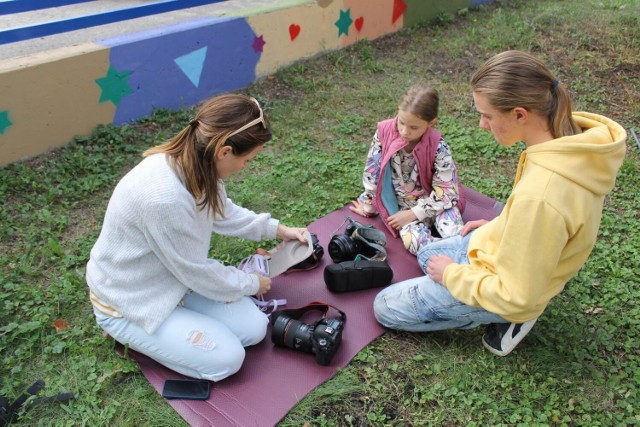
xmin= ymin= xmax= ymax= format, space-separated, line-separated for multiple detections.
xmin=94 ymin=293 xmax=268 ymax=381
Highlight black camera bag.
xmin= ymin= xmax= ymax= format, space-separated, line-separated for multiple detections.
xmin=324 ymin=258 xmax=393 ymax=292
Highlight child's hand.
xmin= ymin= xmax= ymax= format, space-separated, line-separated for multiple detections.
xmin=387 ymin=210 xmax=417 ymax=230
xmin=461 ymin=219 xmax=488 ymax=236
xmin=349 ymin=199 xmax=375 ymax=217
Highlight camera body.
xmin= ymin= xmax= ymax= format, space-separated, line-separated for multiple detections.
xmin=271 ymin=309 xmax=344 ymax=366
xmin=327 ymin=218 xmax=386 ymax=263
xmin=328 ymin=223 xmax=378 ymax=263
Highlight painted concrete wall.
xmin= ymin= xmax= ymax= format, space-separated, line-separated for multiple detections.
xmin=0 ymin=0 xmax=494 ymax=166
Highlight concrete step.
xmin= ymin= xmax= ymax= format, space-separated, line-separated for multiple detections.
xmin=0 ymin=0 xmax=280 ymax=60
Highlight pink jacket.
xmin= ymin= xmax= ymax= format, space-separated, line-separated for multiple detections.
xmin=373 ymin=117 xmax=466 ymax=236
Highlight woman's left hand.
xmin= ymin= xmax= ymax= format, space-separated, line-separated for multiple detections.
xmin=277 ymin=225 xmax=308 ymax=242
xmin=426 ymin=254 xmax=454 ymax=284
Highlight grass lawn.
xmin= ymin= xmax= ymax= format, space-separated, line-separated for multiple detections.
xmin=1 ymin=0 xmax=639 ymax=425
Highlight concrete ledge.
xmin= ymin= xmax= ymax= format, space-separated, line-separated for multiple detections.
xmin=0 ymin=0 xmax=494 ymax=165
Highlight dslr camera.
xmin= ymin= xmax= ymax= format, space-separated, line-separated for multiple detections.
xmin=328 ymin=218 xmax=386 ymax=263
xmin=288 ymin=232 xmax=324 ymax=271
xmin=270 ymin=303 xmax=346 ymax=366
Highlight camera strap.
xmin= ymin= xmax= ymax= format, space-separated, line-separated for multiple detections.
xmin=0 ymin=380 xmax=74 ymax=426
xmin=352 ymin=226 xmax=387 ymax=261
xmin=250 ymin=295 xmax=288 ymax=316
xmin=270 ymin=301 xmax=346 ymax=326
xmin=238 ymin=253 xmax=270 ymax=276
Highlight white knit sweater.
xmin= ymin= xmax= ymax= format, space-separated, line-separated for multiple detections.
xmin=86 ymin=154 xmax=279 ymax=334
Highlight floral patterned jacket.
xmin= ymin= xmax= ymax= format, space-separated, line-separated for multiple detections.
xmin=357 ymin=117 xmax=465 ymax=235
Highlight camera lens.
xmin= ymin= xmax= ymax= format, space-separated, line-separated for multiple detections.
xmin=270 ymin=313 xmax=289 ymax=346
xmin=271 ymin=314 xmax=314 ymax=353
xmin=284 ymin=321 xmax=314 ymax=352
xmin=328 ymin=234 xmax=360 ymax=263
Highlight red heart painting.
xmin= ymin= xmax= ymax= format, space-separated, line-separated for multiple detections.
xmin=289 ymin=24 xmax=301 ymax=41
xmin=392 ymin=0 xmax=407 ymax=24
xmin=354 ymin=16 xmax=364 ymax=32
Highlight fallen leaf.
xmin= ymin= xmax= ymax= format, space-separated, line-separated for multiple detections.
xmin=52 ymin=318 xmax=69 ymax=332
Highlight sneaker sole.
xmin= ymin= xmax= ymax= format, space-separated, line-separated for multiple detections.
xmin=483 ymin=318 xmax=538 ymax=357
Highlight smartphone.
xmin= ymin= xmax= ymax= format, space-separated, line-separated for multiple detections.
xmin=161 ymin=379 xmax=211 ymax=400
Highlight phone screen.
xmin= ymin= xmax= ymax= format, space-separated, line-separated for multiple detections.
xmin=161 ymin=379 xmax=211 ymax=400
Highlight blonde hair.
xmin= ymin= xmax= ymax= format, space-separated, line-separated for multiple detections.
xmin=144 ymin=94 xmax=271 ymax=217
xmin=470 ymin=50 xmax=581 ymax=138
xmin=398 ymin=84 xmax=439 ymax=122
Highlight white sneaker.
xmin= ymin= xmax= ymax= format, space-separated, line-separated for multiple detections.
xmin=482 ymin=318 xmax=538 ymax=356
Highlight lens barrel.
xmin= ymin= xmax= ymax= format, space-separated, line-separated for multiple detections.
xmin=271 ymin=314 xmax=314 ymax=353
xmin=328 ymin=234 xmax=360 ymax=263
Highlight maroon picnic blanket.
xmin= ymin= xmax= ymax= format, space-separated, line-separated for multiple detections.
xmin=130 ymin=186 xmax=504 ymax=426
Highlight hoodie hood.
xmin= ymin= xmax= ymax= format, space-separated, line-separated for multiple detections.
xmin=525 ymin=112 xmax=626 ymax=196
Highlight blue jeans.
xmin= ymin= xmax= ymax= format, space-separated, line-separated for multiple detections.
xmin=95 ymin=293 xmax=268 ymax=381
xmin=373 ymin=232 xmax=507 ymax=331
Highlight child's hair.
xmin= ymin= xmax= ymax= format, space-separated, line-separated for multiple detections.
xmin=470 ymin=50 xmax=580 ymax=138
xmin=398 ymin=85 xmax=439 ymax=122
xmin=144 ymin=94 xmax=271 ymax=217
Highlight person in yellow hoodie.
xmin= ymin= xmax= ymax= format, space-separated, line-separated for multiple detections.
xmin=373 ymin=50 xmax=626 ymax=356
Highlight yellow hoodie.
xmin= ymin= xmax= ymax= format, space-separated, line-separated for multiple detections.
xmin=443 ymin=112 xmax=627 ymax=322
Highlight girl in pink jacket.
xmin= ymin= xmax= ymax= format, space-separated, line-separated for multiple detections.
xmin=350 ymin=85 xmax=465 ymax=255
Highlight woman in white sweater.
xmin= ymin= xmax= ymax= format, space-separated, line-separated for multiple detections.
xmin=86 ymin=94 xmax=307 ymax=381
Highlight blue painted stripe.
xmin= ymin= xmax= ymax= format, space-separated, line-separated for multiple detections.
xmin=0 ymin=0 xmax=227 ymax=45
xmin=0 ymin=0 xmax=94 ymax=15
xmin=0 ymin=0 xmax=95 ymax=15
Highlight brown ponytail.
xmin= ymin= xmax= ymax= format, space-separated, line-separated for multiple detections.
xmin=470 ymin=50 xmax=581 ymax=138
xmin=144 ymin=94 xmax=271 ymax=217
